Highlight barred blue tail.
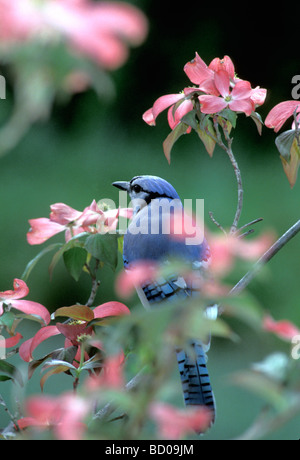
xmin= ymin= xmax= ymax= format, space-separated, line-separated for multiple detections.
xmin=176 ymin=341 xmax=215 ymax=422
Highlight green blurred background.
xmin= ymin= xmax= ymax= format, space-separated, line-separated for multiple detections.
xmin=1 ymin=1 xmax=300 ymax=439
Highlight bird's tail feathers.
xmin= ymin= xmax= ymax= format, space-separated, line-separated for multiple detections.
xmin=176 ymin=341 xmax=215 ymax=426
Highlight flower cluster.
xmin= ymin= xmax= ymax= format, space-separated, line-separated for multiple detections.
xmin=0 ymin=0 xmax=148 ymax=70
xmin=143 ymin=53 xmax=266 ymax=132
xmin=27 ymin=200 xmax=132 ymax=245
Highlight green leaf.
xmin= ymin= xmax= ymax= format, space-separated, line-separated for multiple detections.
xmin=276 ymin=130 xmax=300 ymax=187
xmin=275 ymin=129 xmax=296 ymax=161
xmin=84 ymin=233 xmax=118 ymax=271
xmin=251 ymin=111 xmax=264 ymax=135
xmin=22 ymin=243 xmax=63 ymax=281
xmin=219 ymin=108 xmax=237 ymax=129
xmin=163 ymin=122 xmax=189 ymax=164
xmin=63 ymin=247 xmax=87 ymax=281
xmin=180 ymin=109 xmax=199 ymax=130
xmin=118 ymin=235 xmax=124 ymax=254
xmin=55 ymin=305 xmax=94 ymax=322
xmin=40 ymin=364 xmax=74 ymax=392
xmin=196 ymin=119 xmax=216 ymax=157
xmin=0 ymin=312 xmax=15 ymax=330
xmin=0 ymin=361 xmax=23 ymax=386
xmin=48 ymin=232 xmax=88 ymax=278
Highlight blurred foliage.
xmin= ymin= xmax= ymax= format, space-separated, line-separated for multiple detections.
xmin=0 ymin=0 xmax=300 ymax=440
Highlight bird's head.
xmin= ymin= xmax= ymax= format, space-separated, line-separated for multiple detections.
xmin=112 ymin=175 xmax=180 ymax=213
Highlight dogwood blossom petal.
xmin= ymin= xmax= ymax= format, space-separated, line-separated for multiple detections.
xmin=265 ymin=101 xmax=300 ymax=132
xmin=19 ymin=326 xmax=61 ymax=362
xmin=10 ymin=300 xmax=51 ymax=326
xmin=143 ymin=94 xmax=184 ymax=126
xmin=27 ymin=218 xmax=65 ymax=245
xmin=184 ymin=52 xmax=214 ymax=85
xmin=0 ymin=278 xmax=29 ymax=301
xmin=93 ymin=301 xmax=130 ymax=318
xmin=199 ymin=95 xmax=227 ymax=114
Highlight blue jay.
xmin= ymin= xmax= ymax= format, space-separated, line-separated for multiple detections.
xmin=113 ymin=175 xmax=216 ymax=425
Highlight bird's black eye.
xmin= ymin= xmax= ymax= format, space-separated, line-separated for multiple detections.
xmin=132 ymin=184 xmax=142 ymax=193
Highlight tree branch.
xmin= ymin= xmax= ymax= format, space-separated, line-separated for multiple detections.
xmin=230 ymin=219 xmax=300 ymax=296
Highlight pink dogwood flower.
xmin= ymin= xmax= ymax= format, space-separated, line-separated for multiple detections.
xmin=0 ymin=279 xmax=50 ymax=326
xmin=199 ymin=70 xmax=255 ymax=116
xmin=0 ymin=0 xmax=148 ymax=70
xmin=263 ymin=315 xmax=300 ymax=341
xmin=27 ymin=200 xmax=132 ymax=245
xmin=149 ymin=402 xmax=213 ymax=439
xmin=143 ymin=53 xmax=266 ymax=133
xmin=19 ymin=302 xmax=130 ymax=362
xmin=18 ymin=393 xmax=90 ymax=440
xmin=265 ymin=100 xmax=300 ymax=132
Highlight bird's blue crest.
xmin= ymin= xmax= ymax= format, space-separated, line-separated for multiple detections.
xmin=131 ymin=175 xmax=180 ymax=200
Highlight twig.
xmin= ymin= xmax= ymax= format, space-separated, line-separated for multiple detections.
xmin=209 ymin=211 xmax=227 ymax=235
xmin=85 ymin=260 xmax=100 ymax=307
xmin=230 ymin=219 xmax=300 ymax=296
xmin=205 ymin=117 xmax=244 ymax=234
xmin=236 ymin=218 xmax=264 ymax=234
xmin=93 ymin=367 xmax=146 ymax=421
xmin=225 ymin=139 xmax=243 ymax=234
xmin=0 ymin=394 xmax=20 ymax=432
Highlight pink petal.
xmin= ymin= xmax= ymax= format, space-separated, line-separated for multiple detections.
xmin=199 ymin=95 xmax=227 ymax=114
xmin=184 ymin=52 xmax=213 ymax=85
xmin=265 ymin=101 xmax=300 ymax=132
xmin=43 ymin=1 xmax=148 ymax=70
xmin=116 ymin=262 xmax=159 ymax=298
xmin=198 ymin=78 xmax=220 ymax=96
xmin=143 ymin=94 xmax=184 ymax=127
xmin=149 ymin=402 xmax=213 ymax=439
xmin=0 ymin=278 xmax=29 ymax=300
xmin=27 ymin=218 xmax=65 ymax=245
xmin=229 ymin=98 xmax=254 ymax=116
xmin=17 ymin=417 xmax=45 ymax=430
xmin=142 ymin=108 xmax=155 ymax=126
xmin=231 ymin=79 xmax=253 ymax=100
xmin=50 ymin=203 xmax=82 ymax=225
xmin=19 ymin=326 xmax=61 ymax=362
xmin=167 ymin=99 xmax=193 ymax=129
xmin=251 ymin=86 xmax=267 ymax=106
xmin=263 ymin=315 xmax=300 ymax=341
xmin=152 ymin=94 xmax=185 ymax=121
xmin=11 ymin=300 xmax=51 ymax=326
xmin=214 ymin=70 xmax=230 ymax=98
xmin=56 ymin=322 xmax=93 ymax=345
xmin=209 ymin=55 xmax=235 ymax=80
xmin=0 ymin=332 xmax=22 ymax=348
xmin=93 ymin=301 xmax=130 ymax=318
xmin=24 ymin=395 xmax=61 ymax=425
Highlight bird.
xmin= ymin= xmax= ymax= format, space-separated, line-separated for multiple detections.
xmin=113 ymin=175 xmax=216 ymax=425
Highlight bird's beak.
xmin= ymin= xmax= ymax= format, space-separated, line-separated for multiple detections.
xmin=112 ymin=181 xmax=130 ymax=192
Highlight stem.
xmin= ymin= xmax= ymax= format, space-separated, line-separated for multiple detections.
xmin=230 ymin=219 xmax=300 ymax=296
xmin=85 ymin=259 xmax=100 ymax=307
xmin=205 ymin=117 xmax=244 ymax=234
xmin=225 ymin=139 xmax=243 ymax=234
xmin=0 ymin=394 xmax=20 ymax=432
xmin=293 ymin=107 xmax=300 ymax=149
